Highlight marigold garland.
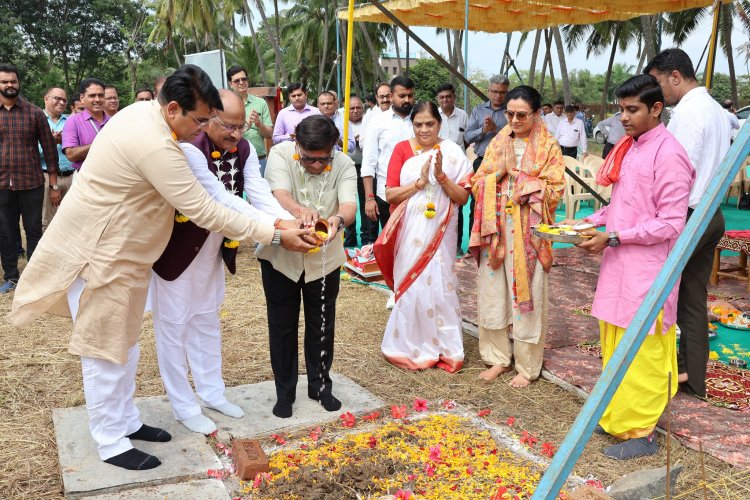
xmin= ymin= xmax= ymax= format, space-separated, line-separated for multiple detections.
xmin=211 ymin=151 xmax=221 ymax=159
xmin=223 ymin=238 xmax=240 ymax=249
xmin=175 ymin=212 xmax=189 ymax=223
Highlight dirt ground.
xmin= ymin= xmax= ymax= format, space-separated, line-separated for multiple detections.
xmin=0 ymin=250 xmax=744 ymax=499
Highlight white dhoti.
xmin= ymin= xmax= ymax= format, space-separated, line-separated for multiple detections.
xmin=68 ymin=277 xmax=143 ymax=460
xmin=149 ymin=233 xmax=228 ymax=421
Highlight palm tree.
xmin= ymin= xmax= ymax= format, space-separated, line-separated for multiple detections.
xmin=253 ymin=0 xmax=288 ymax=84
xmin=552 ymin=26 xmax=571 ymax=105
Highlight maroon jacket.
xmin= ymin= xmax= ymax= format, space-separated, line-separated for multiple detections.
xmin=152 ymin=133 xmax=250 ymax=280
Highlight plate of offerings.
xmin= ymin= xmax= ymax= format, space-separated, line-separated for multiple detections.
xmin=533 ymin=224 xmax=593 ymax=245
xmin=712 ymin=306 xmax=750 ymax=331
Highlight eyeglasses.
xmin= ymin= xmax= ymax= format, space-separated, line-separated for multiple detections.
xmin=299 ymin=153 xmax=334 ymax=166
xmin=377 ymin=93 xmax=392 ymax=100
xmin=504 ymin=110 xmax=531 ymax=122
xmin=231 ymin=77 xmax=249 ymax=84
xmin=213 ymin=115 xmax=249 ymax=133
xmin=47 ymin=96 xmax=68 ymax=104
xmin=187 ymin=111 xmax=212 ymax=128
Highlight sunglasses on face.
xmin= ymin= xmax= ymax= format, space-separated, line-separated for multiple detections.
xmin=299 ymin=154 xmax=334 ymax=166
xmin=504 ymin=110 xmax=531 ymax=122
xmin=231 ymin=77 xmax=249 ymax=84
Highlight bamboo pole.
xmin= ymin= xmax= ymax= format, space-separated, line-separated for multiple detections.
xmin=342 ymin=0 xmax=356 ymax=154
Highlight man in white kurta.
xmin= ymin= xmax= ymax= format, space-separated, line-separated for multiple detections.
xmin=7 ymin=66 xmax=313 ymax=471
xmin=149 ymin=91 xmax=294 ymax=434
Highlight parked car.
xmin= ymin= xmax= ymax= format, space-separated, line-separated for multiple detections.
xmin=734 ymin=105 xmax=750 ymax=140
xmin=593 ymin=112 xmax=620 ymax=144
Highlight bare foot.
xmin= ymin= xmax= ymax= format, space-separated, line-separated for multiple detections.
xmin=508 ymin=373 xmax=532 ymax=388
xmin=479 ymin=365 xmax=510 ymax=381
xmin=677 ymin=372 xmax=688 ymax=383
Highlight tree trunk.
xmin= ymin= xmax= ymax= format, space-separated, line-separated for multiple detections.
xmin=721 ymin=7 xmax=739 ymax=104
xmin=552 ymin=26 xmax=570 ymax=104
xmin=528 ymin=29 xmax=542 ymax=88
xmin=635 ymin=44 xmax=646 ymax=73
xmin=243 ymin=4 xmax=268 ymax=86
xmin=360 ymin=23 xmax=387 ymax=82
xmin=255 ymin=0 xmax=288 ymax=84
xmin=318 ymin=9 xmax=330 ymax=93
xmin=500 ymin=33 xmax=512 ymax=74
xmin=446 ymin=30 xmax=455 ymax=85
xmin=640 ymin=15 xmax=657 ymax=62
xmin=394 ymin=28 xmax=403 ymax=73
xmin=600 ymin=26 xmax=620 ymax=121
xmin=454 ymin=30 xmax=465 ymax=76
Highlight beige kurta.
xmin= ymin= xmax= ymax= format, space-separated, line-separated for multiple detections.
xmin=7 ymin=101 xmax=274 ymax=364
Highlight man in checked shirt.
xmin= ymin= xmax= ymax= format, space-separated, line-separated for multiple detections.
xmin=0 ymin=64 xmax=60 ymax=293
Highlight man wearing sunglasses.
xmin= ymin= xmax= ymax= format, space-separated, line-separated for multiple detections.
xmin=151 ymin=89 xmax=301 ymax=435
xmin=227 ymin=65 xmax=273 ymax=173
xmin=9 ymin=65 xmax=314 ymax=472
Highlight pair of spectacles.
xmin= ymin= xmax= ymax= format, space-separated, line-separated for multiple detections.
xmin=213 ymin=115 xmax=249 ymax=133
xmin=187 ymin=111 xmax=212 ymax=128
xmin=377 ymin=93 xmax=392 ymax=100
xmin=299 ymin=154 xmax=334 ymax=166
xmin=48 ymin=96 xmax=68 ymax=104
xmin=504 ymin=110 xmax=531 ymax=122
xmin=231 ymin=77 xmax=249 ymax=84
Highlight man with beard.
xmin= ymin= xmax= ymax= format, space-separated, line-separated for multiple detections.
xmin=62 ymin=78 xmax=110 ymax=172
xmin=40 ymin=87 xmax=75 ymax=230
xmin=362 ymin=76 xmax=415 ymax=233
xmin=150 ymin=89 xmax=299 ymax=434
xmin=316 ymin=91 xmax=355 ymax=152
xmin=0 ymin=64 xmax=61 ymax=293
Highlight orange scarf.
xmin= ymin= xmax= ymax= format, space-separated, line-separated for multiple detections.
xmin=468 ymin=116 xmax=565 ymax=313
xmin=596 ymin=136 xmax=633 ymax=186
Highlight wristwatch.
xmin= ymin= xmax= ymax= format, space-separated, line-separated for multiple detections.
xmin=607 ymin=231 xmax=620 ymax=248
xmin=49 ymin=184 xmax=60 ymax=191
xmin=334 ymin=215 xmax=345 ymax=230
xmin=271 ymin=229 xmax=282 ymax=245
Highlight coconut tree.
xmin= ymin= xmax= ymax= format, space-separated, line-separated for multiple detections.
xmin=552 ymin=26 xmax=571 ymax=105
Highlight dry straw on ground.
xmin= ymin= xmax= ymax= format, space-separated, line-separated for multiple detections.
xmin=0 ymin=251 xmax=744 ymax=499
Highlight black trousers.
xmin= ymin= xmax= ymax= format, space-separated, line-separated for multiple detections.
xmin=344 ymin=164 xmax=375 ymax=247
xmin=602 ymin=142 xmax=615 ymax=159
xmin=560 ymin=146 xmax=578 ymax=158
xmin=375 ymin=194 xmax=390 ymax=233
xmin=260 ymin=260 xmax=340 ymax=403
xmin=0 ymin=186 xmax=43 ymax=282
xmin=676 ymin=208 xmax=725 ymax=397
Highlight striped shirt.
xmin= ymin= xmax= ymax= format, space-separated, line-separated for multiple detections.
xmin=0 ymin=97 xmax=58 ymax=190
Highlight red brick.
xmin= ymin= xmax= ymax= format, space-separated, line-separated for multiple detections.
xmin=232 ymin=439 xmax=270 ymax=480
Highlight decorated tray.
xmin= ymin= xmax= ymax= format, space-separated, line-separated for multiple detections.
xmin=532 ymin=224 xmax=593 ymax=245
xmin=722 ymin=319 xmax=750 ymax=331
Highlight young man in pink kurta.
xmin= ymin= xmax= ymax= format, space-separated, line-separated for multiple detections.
xmin=574 ymin=74 xmax=695 ymax=460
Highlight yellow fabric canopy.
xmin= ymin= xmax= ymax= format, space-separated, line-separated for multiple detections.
xmin=338 ymin=0 xmax=727 ymax=33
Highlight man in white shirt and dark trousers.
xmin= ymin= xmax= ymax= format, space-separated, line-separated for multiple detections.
xmin=554 ymin=105 xmax=588 ymax=159
xmin=361 ymin=76 xmax=415 ymax=234
xmin=646 ymin=48 xmax=730 ymax=398
xmin=436 ymin=83 xmax=469 ymax=253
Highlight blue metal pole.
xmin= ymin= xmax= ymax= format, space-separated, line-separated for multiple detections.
xmin=463 ymin=0 xmax=469 ymax=111
xmin=532 ymin=123 xmax=750 ymax=498
xmin=336 ymin=18 xmax=341 ymax=101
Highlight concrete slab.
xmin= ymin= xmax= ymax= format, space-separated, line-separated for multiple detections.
xmin=54 ymin=371 xmax=382 ymax=498
xmin=84 ymin=479 xmax=230 ymax=500
xmin=213 ymin=371 xmax=385 ymax=442
xmin=54 ymin=396 xmax=223 ymax=498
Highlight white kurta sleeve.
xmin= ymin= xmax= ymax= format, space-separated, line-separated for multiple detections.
xmin=241 ymin=144 xmax=295 ymax=220
xmin=181 ymin=144 xmax=277 ymax=227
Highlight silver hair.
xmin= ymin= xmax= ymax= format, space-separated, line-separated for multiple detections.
xmin=489 ymin=75 xmax=510 ymax=86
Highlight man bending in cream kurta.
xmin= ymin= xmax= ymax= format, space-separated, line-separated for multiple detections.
xmin=7 ymin=66 xmax=314 ymax=471
xmin=149 ymin=90 xmax=297 ymax=435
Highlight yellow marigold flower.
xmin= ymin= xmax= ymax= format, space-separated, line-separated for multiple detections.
xmin=721 ymin=346 xmax=734 ymax=355
xmin=223 ymin=239 xmax=240 ymax=249
xmin=211 ymin=151 xmax=221 ymax=159
xmin=174 ymin=213 xmax=189 ymax=223
xmin=424 ymin=209 xmax=436 ymax=219
xmin=293 ymin=153 xmax=300 ymax=161
xmin=426 ymin=202 xmax=436 ymax=210
xmin=709 ymin=351 xmax=719 ymax=360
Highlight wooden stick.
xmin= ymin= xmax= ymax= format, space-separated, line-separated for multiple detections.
xmin=666 ymin=371 xmax=672 ymax=500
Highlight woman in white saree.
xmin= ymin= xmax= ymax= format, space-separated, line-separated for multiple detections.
xmin=374 ymin=101 xmax=472 ymax=373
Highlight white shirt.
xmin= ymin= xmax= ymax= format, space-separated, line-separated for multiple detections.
xmin=361 ymin=106 xmax=383 ymax=139
xmin=668 ymin=86 xmax=730 ymax=208
xmin=438 ymin=106 xmax=468 ymax=149
xmin=544 ymin=113 xmax=562 ymax=135
xmin=726 ymin=109 xmax=740 ymax=138
xmin=361 ymin=108 xmax=414 ymax=200
xmin=554 ymin=117 xmax=587 ymax=153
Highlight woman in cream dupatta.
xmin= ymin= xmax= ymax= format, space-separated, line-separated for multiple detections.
xmin=375 ymin=102 xmax=472 ymax=373
xmin=469 ymin=86 xmax=565 ymax=387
